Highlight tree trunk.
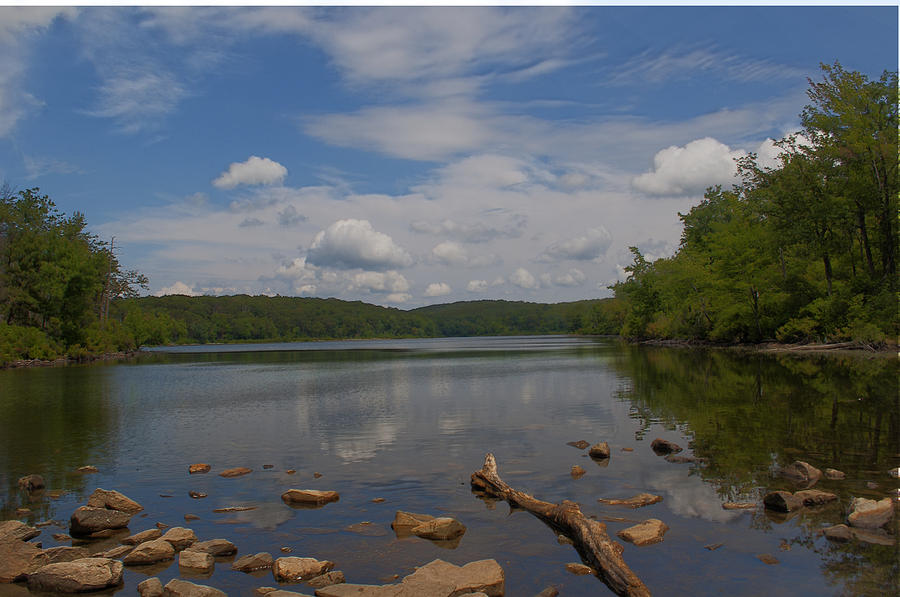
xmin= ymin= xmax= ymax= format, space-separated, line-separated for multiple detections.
xmin=823 ymin=252 xmax=833 ymax=296
xmin=471 ymin=453 xmax=651 ymax=597
xmin=855 ymin=203 xmax=875 ymax=277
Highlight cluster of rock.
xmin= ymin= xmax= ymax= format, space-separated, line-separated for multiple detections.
xmin=761 ymin=461 xmax=896 ymax=546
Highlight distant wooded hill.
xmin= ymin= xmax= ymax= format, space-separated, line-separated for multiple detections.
xmin=111 ymin=296 xmax=622 ymax=346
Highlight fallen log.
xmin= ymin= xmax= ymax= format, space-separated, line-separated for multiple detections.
xmin=471 ymin=453 xmax=651 ymax=597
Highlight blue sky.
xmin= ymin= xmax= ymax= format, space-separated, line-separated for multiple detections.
xmin=0 ymin=5 xmax=897 ymax=306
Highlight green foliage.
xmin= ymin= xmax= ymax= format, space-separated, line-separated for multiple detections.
xmin=612 ymin=64 xmax=898 ymax=344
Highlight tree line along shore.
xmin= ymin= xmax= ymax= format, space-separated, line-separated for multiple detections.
xmin=1 ymin=63 xmax=896 ymax=367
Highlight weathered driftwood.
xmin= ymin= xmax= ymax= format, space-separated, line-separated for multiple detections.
xmin=471 ymin=453 xmax=651 ymax=597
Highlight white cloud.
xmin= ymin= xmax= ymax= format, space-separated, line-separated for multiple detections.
xmin=541 ymin=227 xmax=612 ymax=262
xmin=554 ymin=268 xmax=586 ymax=287
xmin=307 ymin=219 xmax=413 ymax=271
xmin=467 ymin=279 xmax=488 ymax=293
xmin=631 ymin=137 xmax=745 ymax=196
xmin=88 ymin=70 xmax=187 ymax=134
xmin=510 ymin=267 xmax=538 ymax=289
xmin=410 ymin=214 xmax=527 ymax=243
xmin=350 ymin=270 xmax=410 ymax=294
xmin=213 ymin=156 xmax=288 ymax=189
xmin=385 ymin=293 xmax=412 ymax=304
xmin=424 ymin=282 xmax=452 ymax=297
xmin=436 ymin=154 xmax=535 ymax=188
xmin=431 ymin=241 xmax=468 ymax=266
xmin=276 ymin=204 xmax=306 ymax=227
xmin=155 ymin=281 xmax=200 ymax=296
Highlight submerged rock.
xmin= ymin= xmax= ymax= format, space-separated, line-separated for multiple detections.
xmin=722 ymin=502 xmax=756 ymax=510
xmin=780 ymin=461 xmax=822 ymax=487
xmin=650 ymin=438 xmax=682 ymax=455
xmin=756 ymin=554 xmax=779 ymax=565
xmin=17 ymin=475 xmax=45 ymax=492
xmin=281 ymin=489 xmax=339 ymax=506
xmin=273 ymin=557 xmax=334 ymax=583
xmin=232 ymin=552 xmax=274 ymax=572
xmin=566 ymin=440 xmax=590 ymax=450
xmin=314 ymin=558 xmax=503 ymax=597
xmin=219 ymin=467 xmax=252 ymax=478
xmin=391 ymin=511 xmax=434 ymax=532
xmin=588 ymin=442 xmax=610 ymax=459
xmin=762 ymin=491 xmax=804 ymax=513
xmin=570 ymin=465 xmax=586 ymax=479
xmin=598 ymin=493 xmax=663 ymax=508
xmin=824 ymin=468 xmax=845 ymax=480
xmin=794 ymin=489 xmax=838 ymax=506
xmin=411 ymin=517 xmax=467 ymax=541
xmin=615 ymin=519 xmax=669 ymax=546
xmin=27 ymin=557 xmax=123 ymax=593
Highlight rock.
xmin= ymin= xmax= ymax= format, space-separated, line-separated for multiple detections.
xmin=372 ymin=498 xmax=386 ymax=503
xmin=391 ymin=511 xmax=434 ymax=532
xmin=189 ymin=464 xmax=211 ymax=474
xmin=564 ymin=563 xmax=594 ymax=575
xmin=138 ymin=577 xmax=164 ymax=597
xmin=615 ymin=519 xmax=669 ymax=546
xmin=162 ymin=578 xmax=226 ymax=597
xmin=535 ymin=588 xmax=559 ymax=597
xmin=588 ymin=442 xmax=610 ymax=459
xmin=76 ymin=466 xmax=99 ymax=474
xmin=17 ymin=475 xmax=45 ymax=492
xmin=179 ymin=549 xmax=215 ymax=573
xmin=161 ymin=527 xmax=197 ymax=550
xmin=98 ymin=545 xmax=133 ymax=559
xmin=219 ymin=467 xmax=252 ymax=478
xmin=87 ymin=488 xmax=144 ymax=513
xmin=664 ymin=454 xmax=696 ymax=464
xmin=411 ymin=517 xmax=467 ymax=541
xmin=27 ymin=557 xmax=123 ymax=592
xmin=123 ymin=528 xmax=162 ymax=545
xmin=306 ymin=570 xmax=346 ymax=588
xmin=598 ymin=493 xmax=663 ymax=508
xmin=847 ymin=527 xmax=896 ymax=546
xmin=0 ymin=520 xmax=40 ymax=542
xmin=155 ymin=522 xmax=169 ymax=530
xmin=273 ymin=557 xmax=334 ymax=582
xmin=313 ymin=472 xmax=323 ymax=478
xmin=263 ymin=464 xmax=275 ymax=469
xmin=52 ymin=533 xmax=71 ymax=541
xmin=567 ymin=440 xmax=590 ymax=449
xmin=122 ymin=539 xmax=176 ymax=565
xmin=191 ymin=539 xmax=237 ymax=556
xmin=0 ymin=537 xmax=48 ymax=582
xmin=281 ymin=489 xmax=339 ymax=506
xmin=281 ymin=547 xmax=294 ymax=553
xmin=69 ymin=506 xmax=132 ymax=537
xmin=42 ymin=546 xmax=89 ymax=563
xmin=257 ymin=591 xmax=314 ymax=597
xmin=848 ymin=497 xmax=894 ymax=529
xmin=189 ymin=491 xmax=207 ymax=499
xmin=822 ymin=524 xmax=853 ymax=542
xmin=780 ymin=461 xmax=822 ymax=487
xmin=15 ymin=508 xmax=31 ymax=516
xmin=762 ymin=491 xmax=804 ymax=513
xmin=286 ymin=469 xmax=297 ymax=475
xmin=316 ymin=558 xmax=503 ymax=597
xmin=704 ymin=543 xmax=723 ymax=551
xmin=212 ymin=506 xmax=256 ymax=513
xmin=570 ymin=465 xmax=586 ymax=479
xmin=87 ymin=528 xmax=127 ymax=540
xmin=184 ymin=514 xmax=200 ymax=522
xmin=794 ymin=489 xmax=838 ymax=506
xmin=722 ymin=502 xmax=756 ymax=510
xmin=824 ymin=468 xmax=845 ymax=480
xmin=232 ymin=552 xmax=274 ymax=572
xmin=650 ymin=438 xmax=682 ymax=455
xmin=756 ymin=554 xmax=779 ymax=565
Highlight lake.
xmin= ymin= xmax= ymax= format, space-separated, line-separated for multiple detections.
xmin=1 ymin=336 xmax=897 ymax=596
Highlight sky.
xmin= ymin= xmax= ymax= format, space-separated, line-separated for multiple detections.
xmin=0 ymin=4 xmax=897 ymax=307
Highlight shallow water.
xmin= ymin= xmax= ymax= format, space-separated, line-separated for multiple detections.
xmin=1 ymin=336 xmax=897 ymax=596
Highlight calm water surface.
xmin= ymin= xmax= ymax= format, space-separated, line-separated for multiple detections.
xmin=1 ymin=336 xmax=897 ymax=596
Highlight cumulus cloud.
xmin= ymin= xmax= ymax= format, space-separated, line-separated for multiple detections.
xmin=276 ymin=204 xmax=306 ymax=227
xmin=554 ymin=268 xmax=586 ymax=287
xmin=410 ymin=214 xmax=527 ymax=243
xmin=424 ymin=282 xmax=451 ymax=297
xmin=155 ymin=281 xmax=200 ymax=296
xmin=541 ymin=227 xmax=612 ymax=262
xmin=349 ymin=270 xmax=410 ymax=294
xmin=632 ymin=137 xmax=744 ymax=196
xmin=307 ymin=219 xmax=414 ymax=271
xmin=467 ymin=279 xmax=488 ymax=293
xmin=510 ymin=267 xmax=538 ymax=289
xmin=213 ymin=156 xmax=288 ymax=189
xmin=431 ymin=241 xmax=468 ymax=266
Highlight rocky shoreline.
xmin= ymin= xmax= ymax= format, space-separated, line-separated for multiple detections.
xmin=2 ymin=351 xmax=138 ymax=370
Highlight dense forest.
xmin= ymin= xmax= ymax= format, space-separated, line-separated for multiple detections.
xmin=1 ymin=63 xmax=895 ymax=365
xmin=609 ymin=63 xmax=897 ymax=345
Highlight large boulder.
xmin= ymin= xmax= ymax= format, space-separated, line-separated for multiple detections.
xmin=138 ymin=577 xmax=164 ymax=597
xmin=315 ymin=559 xmax=503 ymax=597
xmin=650 ymin=438 xmax=682 ymax=455
xmin=232 ymin=552 xmax=274 ymax=572
xmin=179 ymin=550 xmax=215 ymax=573
xmin=0 ymin=520 xmax=40 ymax=542
xmin=161 ymin=527 xmax=197 ymax=550
xmin=281 ymin=489 xmax=340 ymax=507
xmin=191 ymin=538 xmax=237 ymax=556
xmin=273 ymin=557 xmax=334 ymax=583
xmin=69 ymin=506 xmax=132 ymax=537
xmin=26 ymin=558 xmax=123 ymax=593
xmin=0 ymin=537 xmax=48 ymax=582
xmin=307 ymin=571 xmax=346 ymax=588
xmin=163 ymin=578 xmax=226 ymax=597
xmin=848 ymin=497 xmax=894 ymax=529
xmin=42 ymin=546 xmax=90 ymax=564
xmin=86 ymin=488 xmax=143 ymax=513
xmin=780 ymin=461 xmax=822 ymax=487
xmin=123 ymin=528 xmax=162 ymax=545
xmin=122 ymin=539 xmax=176 ymax=565
xmin=615 ymin=519 xmax=669 ymax=546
